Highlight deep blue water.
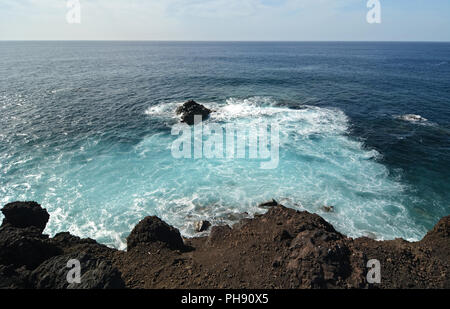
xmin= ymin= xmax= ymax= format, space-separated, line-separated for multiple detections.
xmin=0 ymin=41 xmax=449 ymax=249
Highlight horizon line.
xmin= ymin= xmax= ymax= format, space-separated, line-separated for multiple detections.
xmin=1 ymin=39 xmax=450 ymax=43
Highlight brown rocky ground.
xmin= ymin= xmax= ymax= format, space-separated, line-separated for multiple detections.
xmin=0 ymin=201 xmax=448 ymax=289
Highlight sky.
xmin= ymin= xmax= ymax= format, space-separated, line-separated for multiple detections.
xmin=1 ymin=0 xmax=450 ymax=41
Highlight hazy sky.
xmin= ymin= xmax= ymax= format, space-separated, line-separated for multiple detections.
xmin=1 ymin=0 xmax=450 ymax=41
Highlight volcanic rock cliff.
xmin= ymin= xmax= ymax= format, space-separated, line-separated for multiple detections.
xmin=0 ymin=201 xmax=448 ymax=289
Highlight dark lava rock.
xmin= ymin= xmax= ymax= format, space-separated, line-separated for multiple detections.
xmin=30 ymin=252 xmax=125 ymax=289
xmin=0 ymin=225 xmax=61 ymax=269
xmin=276 ymin=229 xmax=293 ymax=242
xmin=1 ymin=200 xmax=448 ymax=289
xmin=423 ymin=215 xmax=450 ymax=241
xmin=420 ymin=215 xmax=450 ymax=261
xmin=286 ymin=229 xmax=353 ymax=288
xmin=176 ymin=100 xmax=212 ymax=125
xmin=49 ymin=232 xmax=119 ymax=273
xmin=127 ymin=216 xmax=185 ymax=250
xmin=258 ymin=199 xmax=279 ymax=208
xmin=1 ymin=201 xmax=49 ymax=232
xmin=0 ymin=265 xmax=30 ymax=289
xmin=194 ymin=220 xmax=211 ymax=233
xmin=51 ymin=232 xmax=99 ymax=248
xmin=0 ymin=201 xmax=123 ymax=288
xmin=207 ymin=225 xmax=232 ymax=245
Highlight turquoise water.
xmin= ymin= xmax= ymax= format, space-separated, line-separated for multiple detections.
xmin=1 ymin=42 xmax=449 ymax=249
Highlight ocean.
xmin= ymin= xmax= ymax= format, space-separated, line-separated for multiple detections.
xmin=0 ymin=41 xmax=449 ymax=249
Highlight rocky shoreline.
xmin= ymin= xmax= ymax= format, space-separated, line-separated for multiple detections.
xmin=0 ymin=201 xmax=448 ymax=289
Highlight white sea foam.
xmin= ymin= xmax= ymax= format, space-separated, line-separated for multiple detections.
xmin=397 ymin=114 xmax=428 ymax=123
xmin=138 ymin=97 xmax=424 ymax=241
xmin=0 ymin=97 xmax=427 ymax=249
xmin=144 ymin=102 xmax=182 ymax=119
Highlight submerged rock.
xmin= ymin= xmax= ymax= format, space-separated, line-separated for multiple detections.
xmin=194 ymin=220 xmax=211 ymax=233
xmin=1 ymin=201 xmax=49 ymax=232
xmin=321 ymin=205 xmax=335 ymax=213
xmin=127 ymin=216 xmax=185 ymax=250
xmin=175 ymin=100 xmax=212 ymax=125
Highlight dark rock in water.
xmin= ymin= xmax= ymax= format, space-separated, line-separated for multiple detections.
xmin=194 ymin=220 xmax=211 ymax=233
xmin=127 ymin=216 xmax=185 ymax=250
xmin=258 ymin=199 xmax=279 ymax=208
xmin=0 ymin=225 xmax=61 ymax=269
xmin=30 ymin=252 xmax=125 ymax=289
xmin=1 ymin=201 xmax=49 ymax=232
xmin=176 ymin=100 xmax=212 ymax=125
xmin=321 ymin=205 xmax=335 ymax=213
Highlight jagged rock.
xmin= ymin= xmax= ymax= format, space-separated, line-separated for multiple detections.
xmin=48 ymin=232 xmax=119 ymax=272
xmin=127 ymin=216 xmax=185 ymax=250
xmin=1 ymin=201 xmax=49 ymax=232
xmin=207 ymin=225 xmax=232 ymax=245
xmin=287 ymin=229 xmax=352 ymax=288
xmin=51 ymin=232 xmax=98 ymax=247
xmin=194 ymin=220 xmax=211 ymax=233
xmin=258 ymin=199 xmax=279 ymax=208
xmin=175 ymin=100 xmax=212 ymax=125
xmin=29 ymin=252 xmax=124 ymax=289
xmin=0 ymin=225 xmax=61 ymax=269
xmin=275 ymin=229 xmax=293 ymax=241
xmin=419 ymin=215 xmax=450 ymax=261
xmin=422 ymin=216 xmax=450 ymax=241
xmin=1 ymin=200 xmax=448 ymax=289
xmin=0 ymin=201 xmax=123 ymax=288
